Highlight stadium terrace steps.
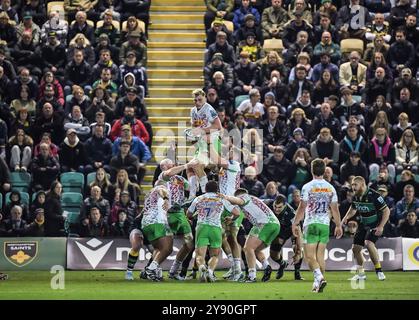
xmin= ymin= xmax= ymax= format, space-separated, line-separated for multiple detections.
xmin=145 ymin=0 xmax=205 ymax=194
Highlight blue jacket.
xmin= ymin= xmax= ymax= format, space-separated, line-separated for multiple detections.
xmin=233 ymin=6 xmax=260 ymax=30
xmin=394 ymin=198 xmax=419 ymax=223
xmin=112 ymin=136 xmax=151 ymax=163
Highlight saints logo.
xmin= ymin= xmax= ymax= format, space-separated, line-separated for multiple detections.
xmin=4 ymin=241 xmax=38 ymax=267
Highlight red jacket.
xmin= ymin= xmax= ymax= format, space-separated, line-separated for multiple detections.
xmin=110 ymin=118 xmax=150 ymax=143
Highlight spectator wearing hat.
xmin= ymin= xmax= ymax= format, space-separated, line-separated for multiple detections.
xmin=206 ymin=17 xmax=234 ymax=48
xmin=109 ymin=189 xmax=138 ymax=225
xmin=30 ymin=142 xmax=60 ymax=191
xmin=388 ymin=28 xmax=415 ymax=77
xmin=16 ymin=12 xmax=41 ymax=46
xmin=261 ymin=90 xmax=286 ymax=120
xmin=67 ymin=11 xmax=95 ymax=45
xmin=284 ymin=30 xmax=313 ymax=69
xmin=339 ymin=123 xmax=368 ymax=164
xmin=313 ymin=11 xmax=339 ymax=43
xmin=233 ymin=50 xmax=258 ymax=96
xmin=339 ymin=51 xmax=367 ymax=95
xmin=240 ymin=166 xmax=265 ymax=197
xmin=234 ymin=13 xmax=263 ymax=46
xmin=110 ymin=208 xmax=131 ymax=237
xmin=40 ymin=10 xmax=68 ymax=46
xmin=310 ymin=127 xmax=340 ymax=172
xmin=282 ymin=10 xmax=313 ymax=49
xmin=237 ymin=31 xmax=263 ymax=63
xmin=58 ymin=128 xmax=87 ymax=173
xmin=261 ymin=0 xmax=290 ymax=39
xmin=206 ymin=31 xmax=236 ymax=67
xmin=63 ymin=105 xmax=91 ymax=141
xmin=204 ymin=53 xmax=234 ymax=89
xmin=233 ymin=0 xmax=260 ymax=30
xmin=284 ymin=127 xmax=310 ymax=160
xmin=37 ymin=31 xmax=66 ymax=82
xmin=84 ymin=124 xmax=113 ymax=174
xmin=94 ymin=10 xmax=120 ymax=46
xmin=261 ymin=146 xmax=293 ymax=194
xmin=110 ymin=105 xmax=149 ymax=143
xmin=25 ymin=207 xmax=45 ymax=236
xmin=340 ymin=151 xmax=368 ymax=184
xmin=0 ymin=11 xmax=17 ymax=48
xmin=260 ymin=102 xmax=287 ymax=147
xmin=119 ymin=31 xmax=147 ymax=68
xmin=312 ymin=31 xmax=341 ymax=65
xmin=64 ymin=0 xmax=99 ymax=23
xmin=115 ymin=85 xmax=148 ymax=122
xmin=204 ymin=0 xmax=235 ymax=31
xmin=20 ymin=0 xmax=47 ymax=27
xmin=119 ymin=50 xmax=148 ymax=97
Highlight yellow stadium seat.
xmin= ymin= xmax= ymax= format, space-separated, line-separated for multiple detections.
xmin=96 ymin=20 xmax=120 ymax=30
xmin=222 ymin=20 xmax=234 ymax=33
xmin=47 ymin=1 xmax=65 ymax=20
xmin=263 ymin=39 xmax=284 ymax=54
xmin=340 ymin=38 xmax=364 ymax=55
xmin=122 ymin=19 xmax=145 ymax=34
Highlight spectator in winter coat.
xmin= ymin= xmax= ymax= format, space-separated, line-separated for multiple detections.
xmin=30 ymin=142 xmax=60 ymax=191
xmin=59 ymin=129 xmax=87 ymax=173
xmin=84 ymin=124 xmax=113 ymax=174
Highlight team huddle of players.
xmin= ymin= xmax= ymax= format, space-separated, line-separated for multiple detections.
xmin=124 ymin=89 xmax=390 ymax=293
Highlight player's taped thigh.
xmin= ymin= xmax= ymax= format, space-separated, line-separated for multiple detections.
xmin=182 ymin=232 xmax=194 ymax=246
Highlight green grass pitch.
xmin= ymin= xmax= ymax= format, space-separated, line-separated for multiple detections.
xmin=1 ymin=271 xmax=419 ymax=300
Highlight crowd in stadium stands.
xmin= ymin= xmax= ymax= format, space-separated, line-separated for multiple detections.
xmin=0 ymin=0 xmax=418 ymax=239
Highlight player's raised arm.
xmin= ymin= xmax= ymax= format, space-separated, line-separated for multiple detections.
xmin=292 ymin=200 xmax=307 ymax=237
xmin=161 ymin=159 xmax=200 ymax=179
xmin=220 ymin=194 xmax=246 ymax=206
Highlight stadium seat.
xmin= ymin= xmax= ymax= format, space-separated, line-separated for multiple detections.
xmin=340 ymin=39 xmax=364 ymax=55
xmin=96 ymin=20 xmax=120 ymax=30
xmin=263 ymin=39 xmax=284 ymax=55
xmin=61 ymin=192 xmax=83 ymax=214
xmin=5 ymin=192 xmax=30 ymax=206
xmin=86 ymin=172 xmax=96 ymax=186
xmin=396 ymin=174 xmax=402 ymax=183
xmin=235 ymin=95 xmax=249 ymax=108
xmin=47 ymin=1 xmax=65 ymax=20
xmin=122 ymin=19 xmax=146 ymax=34
xmin=60 ymin=172 xmax=85 ymax=193
xmin=0 ymin=193 xmax=2 ymax=210
xmin=222 ymin=20 xmax=234 ymax=33
xmin=10 ymin=172 xmax=31 ymax=192
xmin=65 ymin=212 xmax=81 ymax=224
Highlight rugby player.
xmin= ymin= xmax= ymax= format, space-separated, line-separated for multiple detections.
xmin=186 ymin=181 xmax=240 ymax=282
xmin=210 ymin=144 xmax=244 ymax=281
xmin=141 ymin=181 xmax=174 ymax=281
xmin=221 ymin=188 xmax=280 ymax=283
xmin=292 ymin=159 xmax=343 ymax=293
xmin=264 ymin=194 xmax=304 ymax=282
xmin=187 ymin=89 xmax=222 ymax=198
xmin=157 ymin=158 xmax=199 ymax=280
xmin=342 ymin=176 xmax=390 ymax=281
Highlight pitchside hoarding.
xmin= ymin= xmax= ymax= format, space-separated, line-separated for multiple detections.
xmin=66 ymin=237 xmax=403 ymax=271
xmin=0 ymin=237 xmax=67 ymax=270
xmin=402 ymin=238 xmax=419 ymax=270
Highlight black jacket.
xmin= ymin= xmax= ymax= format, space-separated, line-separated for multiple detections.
xmin=85 ymin=135 xmax=113 ymax=165
xmin=59 ymin=139 xmax=87 ymax=170
xmin=261 ymin=155 xmax=294 ymax=186
xmin=64 ymin=60 xmax=92 ymax=88
xmin=110 ymin=153 xmax=139 ymax=176
xmin=340 ymin=160 xmax=368 ymax=184
xmin=44 ymin=194 xmax=65 ymax=236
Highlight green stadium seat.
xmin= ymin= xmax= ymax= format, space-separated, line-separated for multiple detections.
xmin=396 ymin=174 xmax=401 ymax=183
xmin=10 ymin=172 xmax=31 ymax=192
xmin=235 ymin=95 xmax=249 ymax=108
xmin=86 ymin=172 xmax=96 ymax=186
xmin=5 ymin=192 xmax=30 ymax=206
xmin=65 ymin=212 xmax=81 ymax=224
xmin=61 ymin=192 xmax=83 ymax=207
xmin=60 ymin=172 xmax=85 ymax=193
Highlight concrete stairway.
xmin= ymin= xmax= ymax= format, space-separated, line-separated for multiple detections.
xmin=142 ymin=0 xmax=205 ymax=195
